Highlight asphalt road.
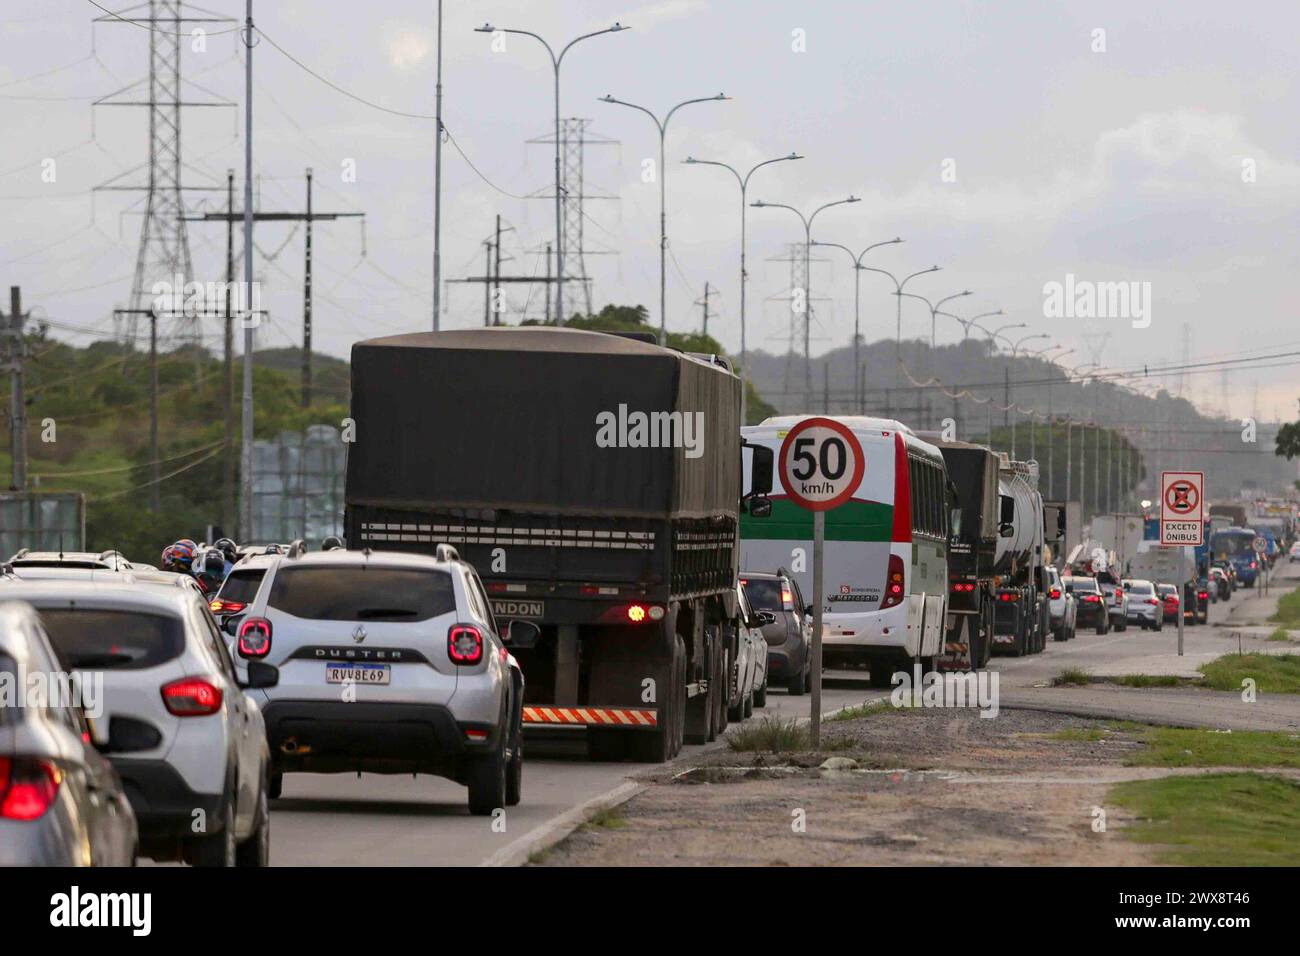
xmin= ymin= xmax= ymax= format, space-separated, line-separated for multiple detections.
xmin=258 ymin=562 xmax=1298 ymax=866
xmin=266 ymin=678 xmax=887 ymax=866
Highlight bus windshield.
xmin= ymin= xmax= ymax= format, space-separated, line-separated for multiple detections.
xmin=1209 ymin=530 xmax=1254 ymax=559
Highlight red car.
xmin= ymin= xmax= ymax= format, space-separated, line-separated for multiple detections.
xmin=1156 ymin=583 xmax=1180 ymax=623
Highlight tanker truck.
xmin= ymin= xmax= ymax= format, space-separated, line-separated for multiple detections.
xmin=989 ymin=456 xmax=1050 ymax=657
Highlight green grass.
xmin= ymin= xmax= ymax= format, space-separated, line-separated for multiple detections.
xmin=1198 ymin=653 xmax=1300 ymax=694
xmin=1269 ymin=589 xmax=1300 ymax=627
xmin=1051 ymin=667 xmax=1092 ymax=687
xmin=581 ymin=805 xmax=627 ymax=830
xmin=1125 ymin=726 xmax=1300 ymax=770
xmin=1109 ymin=773 xmax=1300 ymax=865
xmin=1114 ymin=674 xmax=1183 ymax=688
xmin=1049 ymin=727 xmax=1110 ymax=742
xmin=1267 ymin=628 xmax=1294 ymax=642
xmin=827 ymin=701 xmax=903 ymax=722
xmin=726 ymin=716 xmax=810 ymax=753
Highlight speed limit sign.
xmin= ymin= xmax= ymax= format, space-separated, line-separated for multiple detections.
xmin=778 ymin=417 xmax=865 ymax=512
xmin=775 ymin=416 xmax=864 ymax=748
xmin=1253 ymin=536 xmax=1268 ymax=554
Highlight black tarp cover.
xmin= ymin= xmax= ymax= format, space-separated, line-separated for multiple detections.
xmin=346 ymin=327 xmax=740 ymax=519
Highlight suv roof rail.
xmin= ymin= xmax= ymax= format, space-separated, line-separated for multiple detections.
xmin=286 ymin=539 xmax=308 ymax=559
xmin=10 ymin=548 xmax=29 ymax=561
xmin=434 ymin=544 xmax=460 ymax=563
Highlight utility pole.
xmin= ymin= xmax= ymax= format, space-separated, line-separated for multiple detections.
xmin=454 ymin=217 xmax=558 ymax=324
xmin=188 ymin=168 xmax=364 ymax=409
xmin=432 ymin=0 xmax=443 ymax=331
xmin=223 ymin=170 xmax=235 ymax=533
xmin=695 ymin=281 xmax=717 ymax=336
xmin=3 ymin=286 xmax=27 ymax=491
xmin=544 ymin=243 xmax=552 ymax=324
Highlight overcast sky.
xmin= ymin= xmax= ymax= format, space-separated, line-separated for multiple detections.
xmin=3 ymin=0 xmax=1298 ymax=420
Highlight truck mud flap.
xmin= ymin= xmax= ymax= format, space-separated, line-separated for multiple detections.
xmin=523 ymin=705 xmax=657 ymax=729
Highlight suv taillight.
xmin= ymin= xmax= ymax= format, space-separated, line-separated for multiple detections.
xmin=0 ymin=757 xmax=61 ymax=820
xmin=237 ymin=616 xmax=272 ymax=658
xmin=781 ymin=588 xmax=794 ymax=609
xmin=161 ymin=677 xmax=224 ymax=716
xmin=881 ymin=555 xmax=905 ymax=609
xmin=448 ymin=624 xmax=484 ymax=665
xmin=210 ymin=599 xmax=246 ymax=615
xmin=1049 ymin=587 xmax=1061 ymax=599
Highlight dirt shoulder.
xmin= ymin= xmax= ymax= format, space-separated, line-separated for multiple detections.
xmin=538 ymin=708 xmax=1162 ymax=866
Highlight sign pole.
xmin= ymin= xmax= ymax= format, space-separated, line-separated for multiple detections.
xmin=811 ymin=510 xmax=824 ymax=747
xmin=1177 ymin=585 xmax=1184 ymax=656
xmin=776 ymin=416 xmax=865 ymax=752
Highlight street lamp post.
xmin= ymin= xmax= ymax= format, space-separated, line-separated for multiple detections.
xmin=897 ymin=288 xmax=972 ymax=379
xmin=750 ymin=196 xmax=860 ymax=408
xmin=601 ymin=93 xmax=730 ymax=343
xmin=985 ymin=321 xmax=1026 ymax=355
xmin=946 ymin=308 xmax=1003 ymax=342
xmin=475 ymin=21 xmax=629 ymax=328
xmin=684 ymin=152 xmax=803 ymax=419
xmin=856 ymin=264 xmax=940 ymax=390
xmin=809 ymin=237 xmax=903 ymax=411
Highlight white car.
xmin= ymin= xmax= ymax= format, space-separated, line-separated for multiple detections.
xmin=0 ymin=580 xmax=277 ymax=866
xmin=1122 ymin=579 xmax=1164 ymax=631
xmin=731 ymin=584 xmax=770 ymax=720
xmin=225 ymin=546 xmax=528 ymax=816
xmin=1046 ymin=566 xmax=1076 ymax=641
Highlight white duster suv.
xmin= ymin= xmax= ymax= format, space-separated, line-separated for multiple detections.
xmin=228 ymin=546 xmax=528 ymax=816
xmin=0 ymin=579 xmax=277 ymax=866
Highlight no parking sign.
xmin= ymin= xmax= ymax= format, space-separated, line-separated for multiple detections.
xmin=1160 ymin=471 xmax=1204 ymax=546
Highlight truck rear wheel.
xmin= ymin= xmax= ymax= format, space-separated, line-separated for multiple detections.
xmin=628 ymin=634 xmax=685 ymax=763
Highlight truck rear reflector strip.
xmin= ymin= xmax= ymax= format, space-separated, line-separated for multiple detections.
xmin=523 ymin=706 xmax=657 ymax=727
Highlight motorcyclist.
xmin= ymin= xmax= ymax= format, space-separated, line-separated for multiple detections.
xmin=321 ymin=535 xmax=345 ymax=551
xmin=191 ymin=547 xmax=228 ymax=594
xmin=213 ymin=537 xmax=239 ymax=567
xmin=162 ymin=539 xmax=196 ymax=574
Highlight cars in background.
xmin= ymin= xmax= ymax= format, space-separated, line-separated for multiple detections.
xmin=0 ymin=580 xmax=277 ymax=866
xmin=0 ymin=602 xmax=138 ymax=867
xmin=209 ymin=553 xmax=276 ymax=626
xmin=1063 ymin=575 xmax=1108 ymax=634
xmin=730 ymin=583 xmax=769 ymax=719
xmin=739 ymin=570 xmax=811 ymax=695
xmin=1290 ymin=541 xmax=1300 ymax=563
xmin=1121 ymin=579 xmax=1163 ymax=631
xmin=1156 ymin=583 xmax=1181 ymax=623
xmin=1096 ymin=570 xmax=1128 ymax=632
xmin=231 ymin=546 xmax=526 ymax=815
xmin=1046 ymin=566 xmax=1076 ymax=641
xmin=1183 ymin=581 xmax=1209 ymax=625
xmin=4 ymin=550 xmax=133 ymax=573
xmin=1208 ymin=566 xmax=1232 ymax=601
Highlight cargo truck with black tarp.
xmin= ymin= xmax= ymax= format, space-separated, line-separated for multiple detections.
xmin=344 ymin=327 xmax=772 ymax=763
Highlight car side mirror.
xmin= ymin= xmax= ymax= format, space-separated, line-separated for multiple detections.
xmin=502 ymin=619 xmax=540 ymax=647
xmin=747 ymin=495 xmax=773 ymax=519
xmin=999 ymin=494 xmax=1015 ymax=524
xmin=999 ymin=523 xmax=1014 ymax=538
xmin=757 ymin=610 xmax=777 ymax=626
xmin=804 ymin=604 xmax=814 ymax=618
xmin=240 ymin=660 xmax=279 ymax=690
xmin=222 ymin=614 xmax=244 ymax=637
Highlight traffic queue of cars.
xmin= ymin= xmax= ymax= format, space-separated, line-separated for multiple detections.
xmin=0 ymin=541 xmax=779 ymax=867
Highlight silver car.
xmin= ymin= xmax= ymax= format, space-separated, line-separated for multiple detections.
xmin=1122 ymin=579 xmax=1164 ymax=631
xmin=0 ymin=602 xmax=137 ymax=867
xmin=229 ymin=546 xmax=529 ymax=816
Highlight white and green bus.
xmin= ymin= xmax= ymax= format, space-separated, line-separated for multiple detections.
xmin=740 ymin=415 xmax=950 ymax=687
